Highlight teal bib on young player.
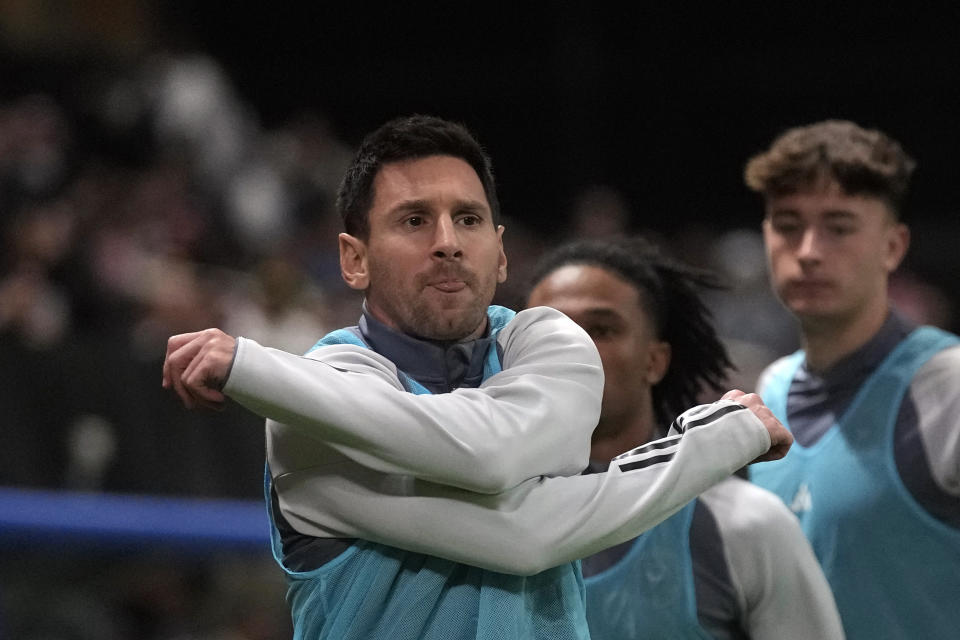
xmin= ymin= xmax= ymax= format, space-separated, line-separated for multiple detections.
xmin=584 ymin=500 xmax=711 ymax=639
xmin=265 ymin=306 xmax=590 ymax=640
xmin=751 ymin=326 xmax=960 ymax=640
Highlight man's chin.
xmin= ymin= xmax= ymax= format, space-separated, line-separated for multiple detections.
xmin=791 ymin=304 xmax=847 ymax=328
xmin=417 ymin=308 xmax=488 ymax=342
xmin=784 ymin=294 xmax=835 ymax=316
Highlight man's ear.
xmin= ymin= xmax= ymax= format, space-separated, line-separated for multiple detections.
xmin=496 ymin=224 xmax=508 ymax=283
xmin=339 ymin=233 xmax=369 ymax=290
xmin=646 ymin=340 xmax=672 ymax=385
xmin=884 ymin=222 xmax=910 ymax=273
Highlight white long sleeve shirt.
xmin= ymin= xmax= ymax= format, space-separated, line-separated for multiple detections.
xmin=223 ymin=306 xmax=772 ymax=575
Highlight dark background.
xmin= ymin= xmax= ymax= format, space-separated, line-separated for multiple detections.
xmin=195 ymin=4 xmax=960 ymax=230
xmin=4 ymin=3 xmax=960 ymax=232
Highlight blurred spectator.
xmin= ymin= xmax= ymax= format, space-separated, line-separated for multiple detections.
xmin=0 ymin=93 xmax=73 ymax=206
xmin=221 ymin=252 xmax=330 ymax=355
xmin=889 ymin=268 xmax=954 ymax=330
xmin=493 ymin=213 xmax=552 ymax=312
xmin=678 ymin=226 xmax=801 ymax=393
xmin=563 ymin=183 xmax=632 ymax=240
xmin=147 ymin=51 xmax=257 ymax=192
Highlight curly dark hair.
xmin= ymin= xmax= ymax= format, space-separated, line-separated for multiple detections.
xmin=336 ymin=114 xmax=501 ymax=239
xmin=528 ymin=236 xmax=734 ymax=428
xmin=744 ymin=119 xmax=917 ymax=217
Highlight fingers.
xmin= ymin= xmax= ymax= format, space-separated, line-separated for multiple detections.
xmin=764 ymin=424 xmax=794 ymax=460
xmin=165 ymin=333 xmax=209 ymax=409
xmin=719 ymin=389 xmax=794 ymax=463
xmin=752 ymin=432 xmax=793 ymax=463
xmin=722 ymin=390 xmax=762 ymax=408
xmin=162 ymin=331 xmax=205 ymax=389
xmin=721 ymin=389 xmax=746 ymax=401
xmin=161 ymin=329 xmax=235 ymax=411
xmin=181 ymin=334 xmax=234 ymax=407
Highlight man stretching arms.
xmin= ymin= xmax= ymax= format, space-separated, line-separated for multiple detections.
xmin=164 ymin=114 xmax=791 ymax=639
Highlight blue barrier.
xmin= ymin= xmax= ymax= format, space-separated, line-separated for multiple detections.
xmin=0 ymin=486 xmax=270 ymax=551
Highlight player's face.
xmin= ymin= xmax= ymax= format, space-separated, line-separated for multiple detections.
xmin=342 ymin=155 xmax=507 ymax=341
xmin=527 ymin=264 xmax=668 ymax=428
xmin=762 ymin=181 xmax=909 ymax=328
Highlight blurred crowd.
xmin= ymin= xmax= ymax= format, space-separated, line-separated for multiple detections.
xmin=2 ymin=546 xmax=292 ymax=640
xmin=1 ymin=49 xmax=956 ymax=640
xmin=0 ymin=50 xmax=361 ymax=640
xmin=0 ymin=51 xmax=361 ymax=497
xmin=3 ymin=50 xmax=956 ymax=500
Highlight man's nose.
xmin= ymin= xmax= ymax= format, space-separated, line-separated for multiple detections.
xmin=432 ymin=215 xmax=463 ymax=259
xmin=797 ymin=228 xmax=822 ymax=263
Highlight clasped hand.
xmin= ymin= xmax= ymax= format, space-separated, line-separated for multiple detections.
xmin=162 ymin=328 xmax=237 ymax=411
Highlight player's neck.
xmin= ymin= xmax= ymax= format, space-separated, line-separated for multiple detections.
xmin=590 ymin=408 xmax=657 ymax=464
xmin=801 ymin=299 xmax=890 ymax=373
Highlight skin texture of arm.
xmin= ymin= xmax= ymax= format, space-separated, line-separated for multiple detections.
xmin=271 ymin=400 xmax=772 ymax=575
xmin=224 ymin=307 xmax=603 ymax=493
xmin=707 ymin=478 xmax=846 ymax=639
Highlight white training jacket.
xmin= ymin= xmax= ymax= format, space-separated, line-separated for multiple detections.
xmin=223 ymin=307 xmax=772 ymax=575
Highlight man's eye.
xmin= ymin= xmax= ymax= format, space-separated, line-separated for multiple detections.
xmin=827 ymin=225 xmax=854 ymax=236
xmin=587 ymin=325 xmax=613 ymax=339
xmin=404 ymin=216 xmax=424 ymax=227
xmin=772 ymin=221 xmax=800 ymax=234
xmin=458 ymin=215 xmax=481 ymax=226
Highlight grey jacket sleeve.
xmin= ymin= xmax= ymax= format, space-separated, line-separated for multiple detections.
xmin=911 ymin=345 xmax=960 ymax=499
xmin=223 ymin=306 xmax=602 ymax=493
xmin=272 ymin=401 xmax=771 ymax=575
xmin=701 ymin=478 xmax=845 ymax=640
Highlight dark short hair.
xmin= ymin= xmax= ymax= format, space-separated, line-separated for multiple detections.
xmin=528 ymin=236 xmax=733 ymax=428
xmin=335 ymin=114 xmax=501 ymax=238
xmin=744 ymin=119 xmax=917 ymax=217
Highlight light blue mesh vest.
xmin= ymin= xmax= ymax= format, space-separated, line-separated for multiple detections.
xmin=265 ymin=306 xmax=590 ymax=639
xmin=751 ymin=326 xmax=960 ymax=640
xmin=584 ymin=500 xmax=711 ymax=639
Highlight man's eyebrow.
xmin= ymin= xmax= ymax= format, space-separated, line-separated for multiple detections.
xmin=821 ymin=209 xmax=858 ymax=221
xmin=388 ymin=199 xmax=430 ymax=215
xmin=578 ymin=307 xmax=626 ymax=323
xmin=389 ymin=199 xmax=490 ymax=215
xmin=456 ymin=201 xmax=489 ymax=213
xmin=767 ymin=207 xmax=800 ymax=218
xmin=767 ymin=208 xmax=858 ymax=220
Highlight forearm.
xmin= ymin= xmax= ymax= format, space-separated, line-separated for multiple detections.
xmin=227 ymin=308 xmax=603 ymax=493
xmin=274 ymin=400 xmax=770 ymax=575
